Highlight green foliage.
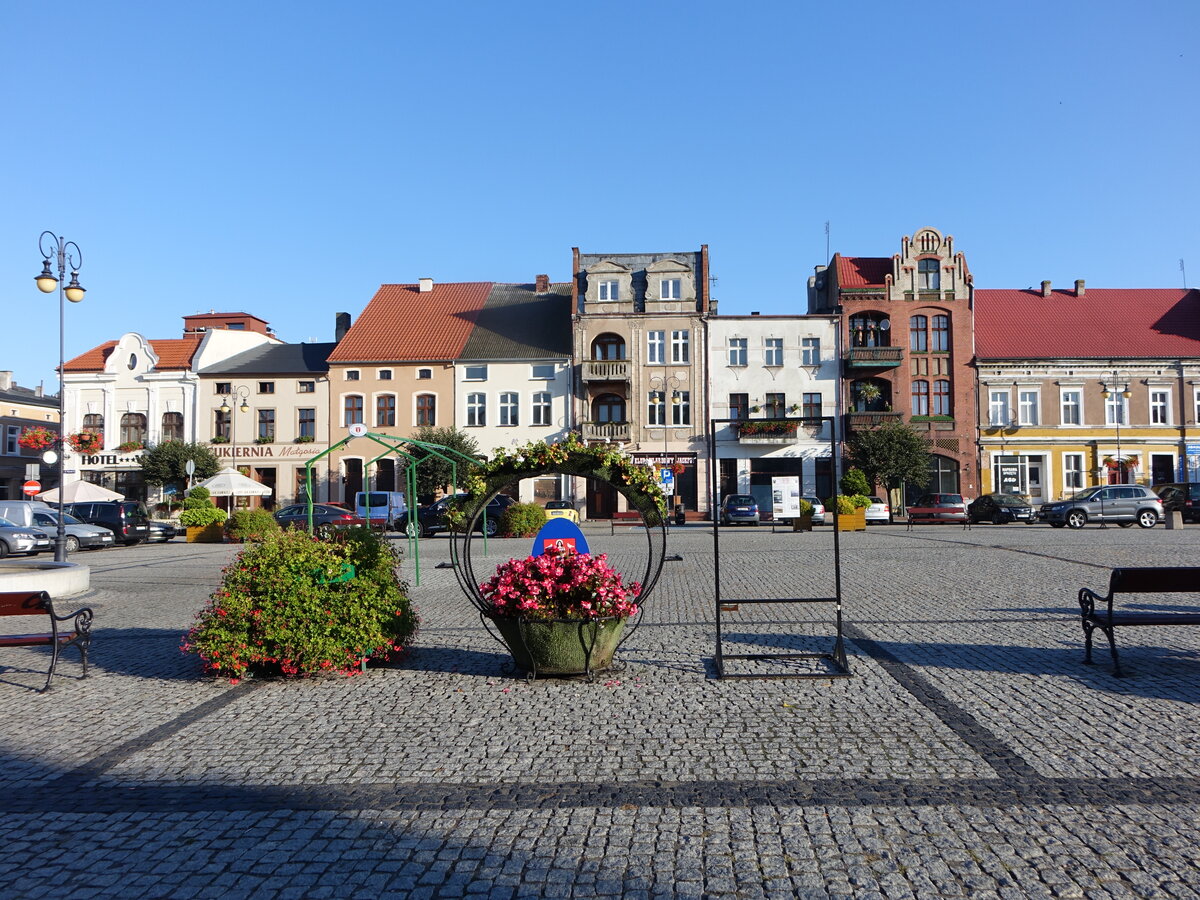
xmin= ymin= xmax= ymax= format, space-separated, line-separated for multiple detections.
xmin=140 ymin=441 xmax=222 ymax=489
xmin=796 ymin=498 xmax=814 ymax=516
xmin=826 ymin=495 xmax=871 ymax=515
xmin=411 ymin=427 xmax=481 ymax=500
xmin=188 ymin=486 xmax=211 ymax=502
xmin=183 ymin=528 xmax=419 ymax=679
xmin=501 ymin=502 xmax=547 ymax=538
xmin=226 ymin=509 xmax=280 ymax=541
xmin=840 ymin=467 xmax=872 ymax=496
xmin=845 ymin=421 xmax=933 ymax=492
xmin=179 ymin=505 xmax=228 ymax=527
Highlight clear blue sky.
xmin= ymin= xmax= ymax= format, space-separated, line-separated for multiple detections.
xmin=3 ymin=0 xmax=1196 ymax=392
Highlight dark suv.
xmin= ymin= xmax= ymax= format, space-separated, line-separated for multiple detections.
xmin=1038 ymin=485 xmax=1162 ymax=529
xmin=64 ymin=500 xmax=152 ymax=545
xmin=414 ymin=494 xmax=516 ymax=538
xmin=1154 ymin=483 xmax=1200 ymax=523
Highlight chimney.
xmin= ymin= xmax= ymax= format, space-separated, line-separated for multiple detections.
xmin=535 ymin=274 xmax=550 ymax=293
xmin=0 ymin=371 xmax=11 ymax=391
xmin=1074 ymin=279 xmax=1086 ymax=297
xmin=751 ymin=311 xmax=760 ymax=316
xmin=334 ymin=312 xmax=351 ymax=342
xmin=1041 ymin=280 xmax=1052 ymax=298
xmin=35 ymin=382 xmax=43 ymax=397
xmin=418 ymin=277 xmax=434 ymax=293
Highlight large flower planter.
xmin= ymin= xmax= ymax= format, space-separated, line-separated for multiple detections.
xmin=835 ymin=509 xmax=867 ymax=532
xmin=492 ymin=616 xmax=627 ymax=676
xmin=186 ymin=524 xmax=226 ymax=543
xmin=791 ymin=513 xmax=814 ymax=532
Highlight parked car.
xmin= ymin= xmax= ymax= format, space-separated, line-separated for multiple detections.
xmin=0 ymin=516 xmax=52 ymax=557
xmin=0 ymin=500 xmax=53 ymax=528
xmin=544 ymin=500 xmax=580 ymax=524
xmin=64 ymin=500 xmax=152 ymax=545
xmin=910 ymin=493 xmax=968 ymax=520
xmin=147 ymin=521 xmax=178 ymax=542
xmin=30 ymin=509 xmax=116 ymax=551
xmin=273 ymin=503 xmax=365 ymax=532
xmin=1154 ymin=483 xmax=1200 ymax=523
xmin=967 ymin=493 xmax=1036 ymax=525
xmin=415 ymin=494 xmax=517 ymax=538
xmin=1039 ymin=485 xmax=1163 ymax=529
xmin=801 ymin=496 xmax=826 ymax=526
xmin=719 ymin=494 xmax=760 ymax=526
xmin=354 ymin=491 xmax=408 ymax=529
xmin=864 ymin=496 xmax=890 ymax=524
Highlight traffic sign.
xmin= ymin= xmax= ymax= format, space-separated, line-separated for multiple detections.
xmin=22 ymin=480 xmax=40 ymax=496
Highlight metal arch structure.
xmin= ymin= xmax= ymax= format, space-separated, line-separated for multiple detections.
xmin=709 ymin=414 xmax=851 ymax=680
xmin=301 ymin=432 xmax=481 ymax=585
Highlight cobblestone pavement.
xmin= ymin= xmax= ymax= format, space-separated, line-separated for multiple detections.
xmin=3 ymin=523 xmax=1200 ymax=898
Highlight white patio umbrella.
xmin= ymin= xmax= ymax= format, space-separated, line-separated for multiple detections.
xmin=36 ymin=480 xmax=125 ymax=503
xmin=194 ymin=468 xmax=273 ymax=497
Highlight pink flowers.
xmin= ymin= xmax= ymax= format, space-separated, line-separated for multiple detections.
xmin=479 ymin=551 xmax=641 ymax=622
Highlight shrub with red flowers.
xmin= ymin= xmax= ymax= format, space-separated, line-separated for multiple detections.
xmin=479 ymin=550 xmax=641 ymax=622
xmin=183 ymin=527 xmax=418 ymax=679
xmin=66 ymin=432 xmax=103 ymax=454
xmin=17 ymin=426 xmax=58 ymax=451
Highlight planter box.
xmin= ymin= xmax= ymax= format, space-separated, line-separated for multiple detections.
xmin=834 ymin=509 xmax=867 ymax=532
xmin=492 ymin=616 xmax=626 ymax=676
xmin=186 ymin=524 xmax=225 ymax=543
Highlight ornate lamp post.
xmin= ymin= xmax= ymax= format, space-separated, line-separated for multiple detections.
xmin=1103 ymin=371 xmax=1131 ymax=484
xmin=35 ymin=232 xmax=86 ymax=562
xmin=218 ymin=386 xmax=251 ymax=510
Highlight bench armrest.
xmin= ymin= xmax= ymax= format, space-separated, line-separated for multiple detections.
xmin=1078 ymin=587 xmax=1110 ymax=621
xmin=49 ymin=604 xmax=94 ymax=638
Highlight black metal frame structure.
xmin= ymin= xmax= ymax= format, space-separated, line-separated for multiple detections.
xmin=709 ymin=415 xmax=851 ymax=679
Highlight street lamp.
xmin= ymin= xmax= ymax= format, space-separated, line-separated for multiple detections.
xmin=1102 ymin=371 xmax=1132 ymax=484
xmin=35 ymin=232 xmax=86 ymax=563
xmin=218 ymin=386 xmax=251 ymax=509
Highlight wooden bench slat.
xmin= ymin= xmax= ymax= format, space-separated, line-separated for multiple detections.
xmin=0 ymin=590 xmax=93 ymax=692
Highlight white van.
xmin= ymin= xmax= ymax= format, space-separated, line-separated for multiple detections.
xmin=0 ymin=500 xmax=52 ymax=528
xmin=354 ymin=491 xmax=408 ymax=529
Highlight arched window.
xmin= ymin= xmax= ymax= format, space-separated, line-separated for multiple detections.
xmin=911 ymin=380 xmax=930 ymax=416
xmin=933 ymin=380 xmax=951 ymax=416
xmin=161 ymin=412 xmax=183 ymax=442
xmin=594 ymin=393 xmax=626 ymax=423
xmin=416 ymin=393 xmax=436 ymax=426
xmin=120 ymin=413 xmax=147 ymax=445
xmin=932 ymin=315 xmax=950 ymax=351
xmin=591 ymin=333 xmax=626 ymax=360
xmin=909 ymin=315 xmax=928 ymax=351
xmin=918 ymin=258 xmax=940 ymax=290
xmin=82 ymin=414 xmax=103 ymax=435
xmin=466 ymin=392 xmax=486 ymax=426
xmin=849 ymin=313 xmax=890 ymax=347
xmin=376 ymin=394 xmax=396 ymax=427
xmin=344 ymin=395 xmax=364 ymax=426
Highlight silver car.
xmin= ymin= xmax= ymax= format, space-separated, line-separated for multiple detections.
xmin=31 ymin=510 xmax=116 ymax=552
xmin=0 ymin=516 xmax=53 ymax=557
xmin=1039 ymin=485 xmax=1163 ymax=529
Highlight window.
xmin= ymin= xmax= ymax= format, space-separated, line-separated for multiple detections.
xmin=82 ymin=414 xmax=103 ymax=435
xmin=120 ymin=413 xmax=147 ymax=445
xmin=932 ymin=315 xmax=950 ymax=351
xmin=1061 ymin=389 xmax=1082 ymax=425
xmin=764 ymin=393 xmax=785 ymax=418
xmin=416 ymin=394 xmax=436 ymax=427
xmin=672 ymin=391 xmax=691 ymax=426
xmin=671 ymin=330 xmax=690 ymax=364
xmin=376 ymin=394 xmax=396 ymax=427
xmin=258 ymin=409 xmax=275 ymax=440
xmin=598 ymin=280 xmax=619 ymax=301
xmin=378 ymin=369 xmax=392 ymax=380
xmin=1104 ymin=391 xmax=1127 ymax=426
xmin=647 ymin=331 xmax=665 ymax=364
xmin=464 ymin=365 xmax=487 ymax=381
xmin=592 ymin=335 xmax=626 ymax=360
xmin=531 ymin=364 xmax=555 ymax=380
xmin=648 ymin=391 xmax=666 ymax=427
xmin=1151 ymin=390 xmax=1170 ymax=425
xmin=912 ymin=380 xmax=930 ymax=416
xmin=849 ymin=314 xmax=890 ymax=347
xmin=802 ymin=393 xmax=822 ymax=419
xmin=298 ymin=408 xmax=315 ymax=439
xmin=594 ymin=394 xmax=625 ymax=423
xmin=215 ymin=382 xmax=231 ymax=394
xmin=729 ymin=393 xmax=749 ymax=420
xmin=764 ymin=337 xmax=783 ymax=367
xmin=989 ymin=391 xmax=1011 ymax=426
xmin=4 ymin=426 xmax=18 ymax=455
xmin=161 ymin=412 xmax=183 ymax=442
xmin=910 ymin=316 xmax=928 ymax=351
xmin=660 ymin=278 xmax=680 ymax=299
xmin=258 ymin=382 xmax=275 ymax=394
xmin=466 ymin=393 xmax=486 ymax=427
xmin=729 ymin=337 xmax=748 ymax=366
xmin=531 ymin=392 xmax=551 ymax=426
xmin=918 ymin=258 xmax=940 ymax=290
xmin=417 ymin=369 xmax=432 ymax=380
xmin=344 ymin=396 xmax=363 ymax=426
xmin=345 ymin=370 xmax=360 ymax=381
xmin=1194 ymin=388 xmax=1200 ymax=425
xmin=298 ymin=381 xmax=315 ymax=393
xmin=499 ymin=392 xmax=518 ymax=426
xmin=1064 ymin=453 xmax=1085 ymax=490
xmin=1018 ymin=390 xmax=1039 ymax=426
xmin=933 ymin=380 xmax=951 ymax=416
xmin=215 ymin=409 xmax=230 ymax=441
xmin=801 ymin=338 xmax=821 ymax=366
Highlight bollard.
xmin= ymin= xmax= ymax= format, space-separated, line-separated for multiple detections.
xmin=1166 ymin=510 xmax=1183 ymax=530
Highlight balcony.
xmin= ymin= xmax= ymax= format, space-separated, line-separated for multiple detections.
xmin=845 ymin=411 xmax=904 ymax=429
xmin=581 ymin=421 xmax=631 ymax=442
xmin=910 ymin=416 xmax=957 ymax=432
xmin=845 ymin=347 xmax=903 ymax=369
xmin=582 ymin=359 xmax=631 ymax=382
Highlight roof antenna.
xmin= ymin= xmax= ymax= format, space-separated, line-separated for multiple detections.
xmin=1182 ymin=258 xmax=1188 ymax=290
xmin=825 ymin=220 xmax=831 ymax=261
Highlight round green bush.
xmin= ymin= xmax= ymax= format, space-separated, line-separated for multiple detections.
xmin=840 ymin=467 xmax=871 ymax=497
xmin=179 ymin=505 xmax=228 ymax=527
xmin=226 ymin=508 xmax=280 ymax=541
xmin=183 ymin=527 xmax=419 ymax=679
xmin=500 ymin=502 xmax=547 ymax=537
xmin=187 ymin=486 xmax=211 ymax=502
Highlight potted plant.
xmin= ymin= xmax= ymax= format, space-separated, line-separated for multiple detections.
xmin=179 ymin=486 xmax=228 ymax=542
xmin=792 ymin=498 xmax=815 ymax=532
xmin=294 ymin=435 xmax=315 ymax=443
xmin=479 ymin=548 xmax=642 ymax=676
xmin=17 ymin=426 xmax=58 ymax=452
xmin=827 ymin=494 xmax=870 ymax=532
xmin=254 ymin=435 xmax=274 ymax=444
xmin=210 ymin=435 xmax=230 ymax=444
xmin=66 ymin=432 xmax=104 ymax=454
xmin=116 ymin=440 xmax=145 ymax=453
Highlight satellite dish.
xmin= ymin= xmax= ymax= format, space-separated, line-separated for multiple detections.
xmin=879 ymin=320 xmax=891 ymax=331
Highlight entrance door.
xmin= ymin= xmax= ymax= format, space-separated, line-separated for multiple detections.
xmin=586 ymin=480 xmax=617 ymax=519
xmin=344 ymin=459 xmax=363 ymax=504
xmin=1027 ymin=460 xmax=1043 ymax=504
xmin=254 ymin=467 xmax=277 ymax=511
xmin=1151 ymin=454 xmax=1174 ymax=485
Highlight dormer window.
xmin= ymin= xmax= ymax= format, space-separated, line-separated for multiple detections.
xmin=598 ymin=280 xmax=619 ymax=301
xmin=661 ymin=278 xmax=680 ymax=300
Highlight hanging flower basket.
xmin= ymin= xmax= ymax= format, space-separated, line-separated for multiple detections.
xmin=66 ymin=432 xmax=103 ymax=454
xmin=735 ymin=420 xmax=798 ymax=437
xmin=17 ymin=426 xmax=58 ymax=452
xmin=117 ymin=441 xmax=145 ymax=453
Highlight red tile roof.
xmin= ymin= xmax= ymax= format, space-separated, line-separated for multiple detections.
xmin=63 ymin=336 xmax=204 ymax=372
xmin=837 ymin=256 xmax=893 ymax=288
xmin=328 ymin=282 xmax=493 ymax=362
xmin=975 ymin=289 xmax=1200 ymax=359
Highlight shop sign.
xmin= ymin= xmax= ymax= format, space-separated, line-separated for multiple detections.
xmin=214 ymin=444 xmax=327 ymax=459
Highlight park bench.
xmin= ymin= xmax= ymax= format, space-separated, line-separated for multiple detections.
xmin=904 ymin=507 xmax=970 ymax=530
xmin=610 ymin=510 xmax=644 ymax=534
xmin=1078 ymin=567 xmax=1200 ymax=676
xmin=0 ymin=590 xmax=93 ymax=692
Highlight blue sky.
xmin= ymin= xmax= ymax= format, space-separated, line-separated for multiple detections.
xmin=2 ymin=0 xmax=1196 ymax=391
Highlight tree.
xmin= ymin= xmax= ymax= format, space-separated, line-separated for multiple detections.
xmin=844 ymin=421 xmax=932 ymax=495
xmin=410 ymin=427 xmax=480 ymax=501
xmin=839 ymin=467 xmax=871 ymax=497
xmin=140 ymin=441 xmax=222 ymax=492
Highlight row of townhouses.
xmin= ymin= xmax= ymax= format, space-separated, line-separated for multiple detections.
xmin=7 ymin=227 xmax=1198 ymax=517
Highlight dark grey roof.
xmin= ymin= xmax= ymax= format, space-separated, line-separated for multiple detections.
xmin=200 ymin=342 xmax=337 ymax=376
xmin=0 ymin=385 xmax=57 ymax=408
xmin=458 ymin=284 xmax=572 ymax=360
